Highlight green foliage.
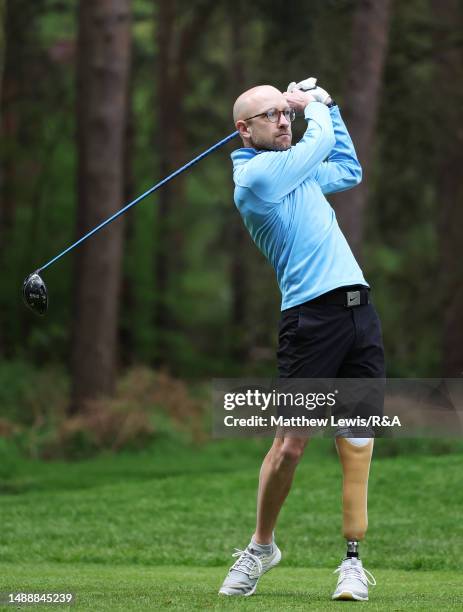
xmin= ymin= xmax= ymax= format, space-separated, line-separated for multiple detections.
xmin=0 ymin=0 xmax=458 ymax=379
xmin=0 ymin=437 xmax=21 ymax=486
xmin=365 ymin=0 xmax=442 ymax=376
xmin=0 ymin=359 xmax=68 ymax=424
xmin=0 ymin=362 xmax=209 ymax=459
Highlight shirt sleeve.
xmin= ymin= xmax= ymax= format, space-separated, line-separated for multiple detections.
xmin=312 ymin=106 xmax=362 ymax=194
xmin=237 ymin=102 xmax=336 ymax=203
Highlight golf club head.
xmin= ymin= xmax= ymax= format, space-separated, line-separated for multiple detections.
xmin=22 ymin=272 xmax=48 ymax=315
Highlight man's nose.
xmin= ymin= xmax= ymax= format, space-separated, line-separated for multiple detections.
xmin=278 ymin=112 xmax=289 ymax=127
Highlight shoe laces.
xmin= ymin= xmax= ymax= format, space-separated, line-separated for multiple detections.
xmin=230 ymin=548 xmax=263 ymax=577
xmin=334 ymin=560 xmax=376 ymax=586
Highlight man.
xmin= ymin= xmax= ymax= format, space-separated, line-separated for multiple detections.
xmin=218 ymin=79 xmax=384 ymax=601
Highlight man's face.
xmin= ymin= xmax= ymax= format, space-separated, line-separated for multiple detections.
xmin=238 ymin=92 xmax=293 ymax=151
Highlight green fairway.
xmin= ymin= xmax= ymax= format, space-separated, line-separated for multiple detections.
xmin=1 ymin=439 xmax=462 ymax=610
xmin=0 ymin=564 xmax=462 ymax=610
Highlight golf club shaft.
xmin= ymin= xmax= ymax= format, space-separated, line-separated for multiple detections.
xmin=38 ymin=131 xmax=239 ymax=273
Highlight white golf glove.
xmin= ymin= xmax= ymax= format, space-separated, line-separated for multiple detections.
xmin=287 ymin=77 xmax=332 ymax=105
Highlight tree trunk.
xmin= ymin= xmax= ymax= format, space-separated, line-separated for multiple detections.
xmin=333 ymin=0 xmax=392 ymax=261
xmin=0 ymin=0 xmax=6 ymax=356
xmin=119 ymin=64 xmax=135 ymax=365
xmin=153 ymin=0 xmax=177 ymax=365
xmin=229 ymin=0 xmax=250 ymax=362
xmin=0 ymin=0 xmax=17 ymax=259
xmin=0 ymin=0 xmax=6 ymax=101
xmin=71 ymin=0 xmax=132 ymax=412
xmin=433 ymin=0 xmax=463 ymax=376
xmin=0 ymin=0 xmax=20 ymax=356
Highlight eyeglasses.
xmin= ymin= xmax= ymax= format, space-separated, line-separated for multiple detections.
xmin=243 ymin=107 xmax=296 ymax=123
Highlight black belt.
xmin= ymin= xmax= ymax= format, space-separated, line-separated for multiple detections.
xmin=305 ymin=285 xmax=370 ymax=307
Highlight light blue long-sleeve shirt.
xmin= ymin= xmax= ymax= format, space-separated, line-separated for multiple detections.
xmin=231 ymin=101 xmax=368 ymax=311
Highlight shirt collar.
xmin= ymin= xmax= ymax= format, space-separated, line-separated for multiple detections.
xmin=230 ymin=147 xmax=264 ymax=167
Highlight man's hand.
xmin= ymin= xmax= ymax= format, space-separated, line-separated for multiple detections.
xmin=283 ymin=90 xmax=315 ymax=114
xmin=287 ymin=77 xmax=332 ymax=106
xmin=287 ymin=77 xmax=317 ymax=93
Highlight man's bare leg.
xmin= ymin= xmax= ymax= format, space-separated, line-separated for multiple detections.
xmin=254 ymin=435 xmax=309 ymax=544
xmin=219 ymin=433 xmax=308 ymax=596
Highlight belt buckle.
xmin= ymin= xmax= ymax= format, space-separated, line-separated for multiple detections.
xmin=346 ymin=290 xmax=360 ymax=307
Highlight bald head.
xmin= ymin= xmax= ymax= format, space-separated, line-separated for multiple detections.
xmin=233 ymin=85 xmax=285 ymax=123
xmin=233 ymin=84 xmax=293 ymax=152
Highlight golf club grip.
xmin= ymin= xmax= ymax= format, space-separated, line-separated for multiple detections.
xmin=38 ymin=130 xmax=239 ymax=273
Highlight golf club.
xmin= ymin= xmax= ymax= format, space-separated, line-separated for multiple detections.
xmin=23 ymin=130 xmax=239 ymax=315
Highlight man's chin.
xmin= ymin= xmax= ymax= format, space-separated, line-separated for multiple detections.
xmin=275 ymin=134 xmax=292 ymax=149
xmin=274 ymin=142 xmax=291 ymax=151
xmin=252 ymin=139 xmax=292 ymax=152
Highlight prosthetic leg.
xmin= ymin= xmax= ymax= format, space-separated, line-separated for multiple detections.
xmin=335 ymin=437 xmax=374 ymax=546
xmin=331 ymin=437 xmax=376 ymax=601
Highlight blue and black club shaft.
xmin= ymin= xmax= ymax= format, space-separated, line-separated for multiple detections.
xmin=22 ymin=131 xmax=239 ymax=315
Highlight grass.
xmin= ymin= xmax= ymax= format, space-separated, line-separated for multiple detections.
xmin=1 ymin=438 xmax=462 ymax=610
xmin=1 ymin=564 xmax=462 ymax=610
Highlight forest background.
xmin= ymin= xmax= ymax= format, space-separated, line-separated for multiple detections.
xmin=0 ymin=0 xmax=462 ymax=458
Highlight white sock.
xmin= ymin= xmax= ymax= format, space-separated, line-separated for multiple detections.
xmin=250 ymin=534 xmax=274 ymax=553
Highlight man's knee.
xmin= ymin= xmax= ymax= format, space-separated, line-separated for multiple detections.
xmin=273 ymin=437 xmax=307 ymax=468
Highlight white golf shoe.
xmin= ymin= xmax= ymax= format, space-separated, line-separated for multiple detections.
xmin=332 ymin=556 xmax=376 ymax=601
xmin=218 ymin=541 xmax=282 ymax=596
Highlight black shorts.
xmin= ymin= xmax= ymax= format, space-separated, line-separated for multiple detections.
xmin=277 ymin=287 xmax=385 ymax=379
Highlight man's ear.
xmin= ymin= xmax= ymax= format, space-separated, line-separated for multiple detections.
xmin=236 ymin=120 xmax=250 ymax=140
